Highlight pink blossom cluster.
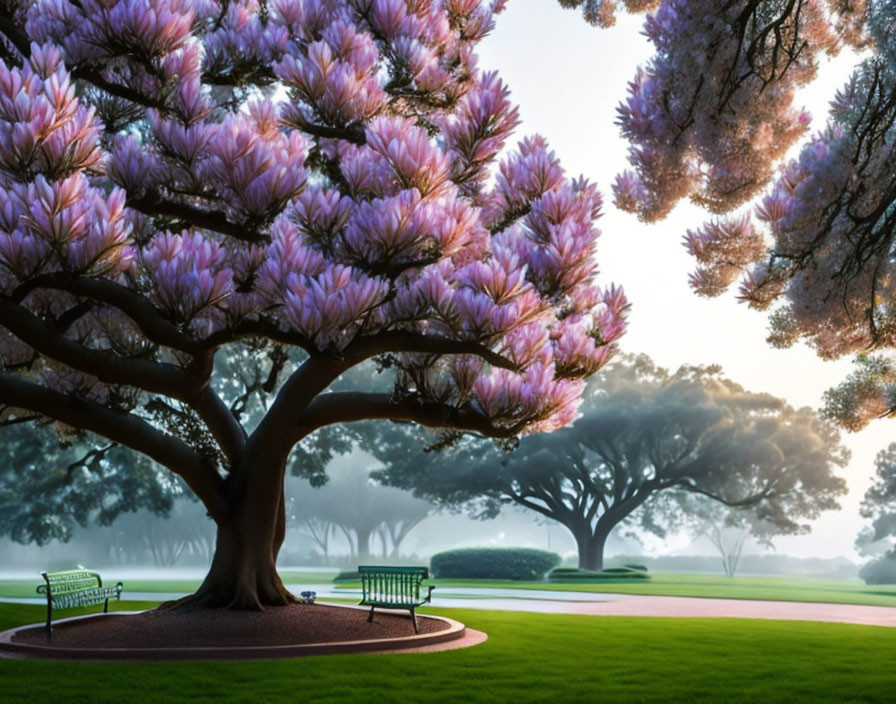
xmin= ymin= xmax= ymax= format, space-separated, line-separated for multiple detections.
xmin=685 ymin=52 xmax=896 ymax=363
xmin=203 ymin=1 xmax=289 ymax=80
xmin=823 ymin=356 xmax=896 ymax=432
xmin=437 ymin=71 xmax=520 ymax=199
xmin=202 ymin=103 xmax=309 ymax=223
xmin=275 ymin=16 xmax=384 ymax=127
xmin=141 ymin=231 xmax=234 ymax=323
xmin=27 ymin=0 xmax=200 ymax=65
xmin=612 ymin=0 xmax=859 ymax=222
xmin=557 ymin=0 xmax=660 ymax=27
xmin=684 ymin=215 xmax=764 ymax=298
xmin=0 ymin=46 xmax=133 ymax=290
xmin=471 ymin=363 xmax=585 ymax=434
xmin=0 ymin=0 xmax=627 ymax=438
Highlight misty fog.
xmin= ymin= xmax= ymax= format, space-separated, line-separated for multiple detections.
xmin=0 ymin=449 xmax=861 ymax=582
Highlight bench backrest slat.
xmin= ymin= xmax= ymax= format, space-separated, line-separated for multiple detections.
xmin=38 ymin=570 xmax=102 ymax=596
xmin=358 ymin=566 xmax=428 ymax=603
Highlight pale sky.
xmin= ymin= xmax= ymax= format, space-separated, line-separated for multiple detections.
xmin=474 ymin=2 xmax=896 ymax=560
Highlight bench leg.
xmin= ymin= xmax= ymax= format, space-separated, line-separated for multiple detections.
xmin=104 ymin=598 xmax=109 ymax=614
xmin=411 ymin=607 xmax=419 ymax=634
xmin=45 ymin=601 xmax=52 ymax=636
xmin=368 ymin=606 xmax=375 ymax=623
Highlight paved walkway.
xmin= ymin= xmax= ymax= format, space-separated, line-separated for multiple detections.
xmin=538 ymin=594 xmax=896 ymax=628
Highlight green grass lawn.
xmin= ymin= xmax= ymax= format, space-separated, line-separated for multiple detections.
xmin=1 ymin=601 xmax=895 ymax=703
xmin=4 ymin=571 xmax=896 ymax=607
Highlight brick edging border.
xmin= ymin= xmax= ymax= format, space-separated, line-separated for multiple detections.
xmin=0 ymin=603 xmax=471 ymax=661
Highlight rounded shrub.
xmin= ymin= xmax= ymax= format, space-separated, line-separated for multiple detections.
xmin=430 ymin=548 xmax=561 ymax=581
xmin=859 ymin=557 xmax=896 ymax=585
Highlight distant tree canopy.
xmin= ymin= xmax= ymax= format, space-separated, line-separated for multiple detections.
xmin=855 ymin=443 xmax=896 ymax=557
xmin=0 ymin=420 xmax=174 ymax=545
xmin=376 ymin=355 xmax=849 ymax=570
xmin=287 ymin=461 xmax=433 ymax=565
xmin=635 ymin=491 xmax=781 ymax=578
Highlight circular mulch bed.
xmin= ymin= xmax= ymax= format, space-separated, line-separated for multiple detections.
xmin=0 ymin=603 xmax=475 ymax=661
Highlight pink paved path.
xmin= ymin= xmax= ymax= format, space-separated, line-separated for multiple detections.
xmin=550 ymin=594 xmax=896 ymax=628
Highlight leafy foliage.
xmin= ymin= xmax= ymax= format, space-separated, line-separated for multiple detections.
xmin=858 ymin=556 xmax=896 ymax=584
xmin=854 ymin=443 xmax=896 ymax=556
xmin=0 ymin=421 xmax=174 ymax=545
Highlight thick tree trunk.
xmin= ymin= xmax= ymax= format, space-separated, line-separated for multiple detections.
xmin=164 ymin=449 xmax=297 ymax=610
xmin=355 ymin=528 xmax=373 ymax=563
xmin=575 ymin=528 xmax=609 ymax=571
xmin=574 ymin=491 xmax=654 ymax=571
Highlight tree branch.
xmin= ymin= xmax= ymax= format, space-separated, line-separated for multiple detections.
xmin=70 ymin=66 xmax=166 ymax=111
xmin=291 ymin=117 xmax=366 ymax=145
xmin=295 ymin=391 xmax=518 ymax=442
xmin=15 ymin=274 xmax=204 ymax=356
xmin=251 ymin=330 xmax=516 ymax=452
xmin=192 ymin=385 xmax=247 ymax=465
xmin=0 ymin=296 xmax=245 ymax=465
xmin=0 ymin=373 xmax=226 ymax=519
xmin=344 ymin=331 xmax=516 ymax=370
xmin=0 ymin=297 xmax=196 ymax=398
xmin=125 ymin=192 xmax=267 ymax=244
xmin=677 ymin=480 xmax=776 ymax=508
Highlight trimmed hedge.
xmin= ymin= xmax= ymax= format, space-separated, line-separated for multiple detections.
xmin=859 ymin=557 xmax=896 ymax=585
xmin=430 ymin=548 xmax=561 ymax=581
xmin=547 ymin=566 xmax=650 ymax=582
xmin=333 ymin=570 xmax=361 ymax=582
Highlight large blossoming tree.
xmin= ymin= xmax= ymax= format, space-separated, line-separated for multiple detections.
xmin=0 ymin=0 xmax=627 ymax=609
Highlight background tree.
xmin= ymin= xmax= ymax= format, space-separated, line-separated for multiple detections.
xmin=684 ymin=17 xmax=896 ymax=375
xmin=105 ymin=495 xmax=216 ymax=567
xmin=378 ymin=355 xmax=849 ymax=570
xmin=563 ymin=1 xmax=896 ymax=425
xmin=0 ymin=420 xmax=174 ymax=545
xmin=635 ymin=491 xmax=779 ymax=578
xmin=554 ymin=2 xmax=896 ymax=411
xmin=287 ymin=462 xmax=433 ymax=564
xmin=0 ymin=1 xmax=627 ymax=609
xmin=855 ymin=443 xmax=896 ymax=556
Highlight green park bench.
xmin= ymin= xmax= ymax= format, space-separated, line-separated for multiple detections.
xmin=357 ymin=565 xmax=434 ymax=634
xmin=37 ymin=567 xmax=123 ymax=635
